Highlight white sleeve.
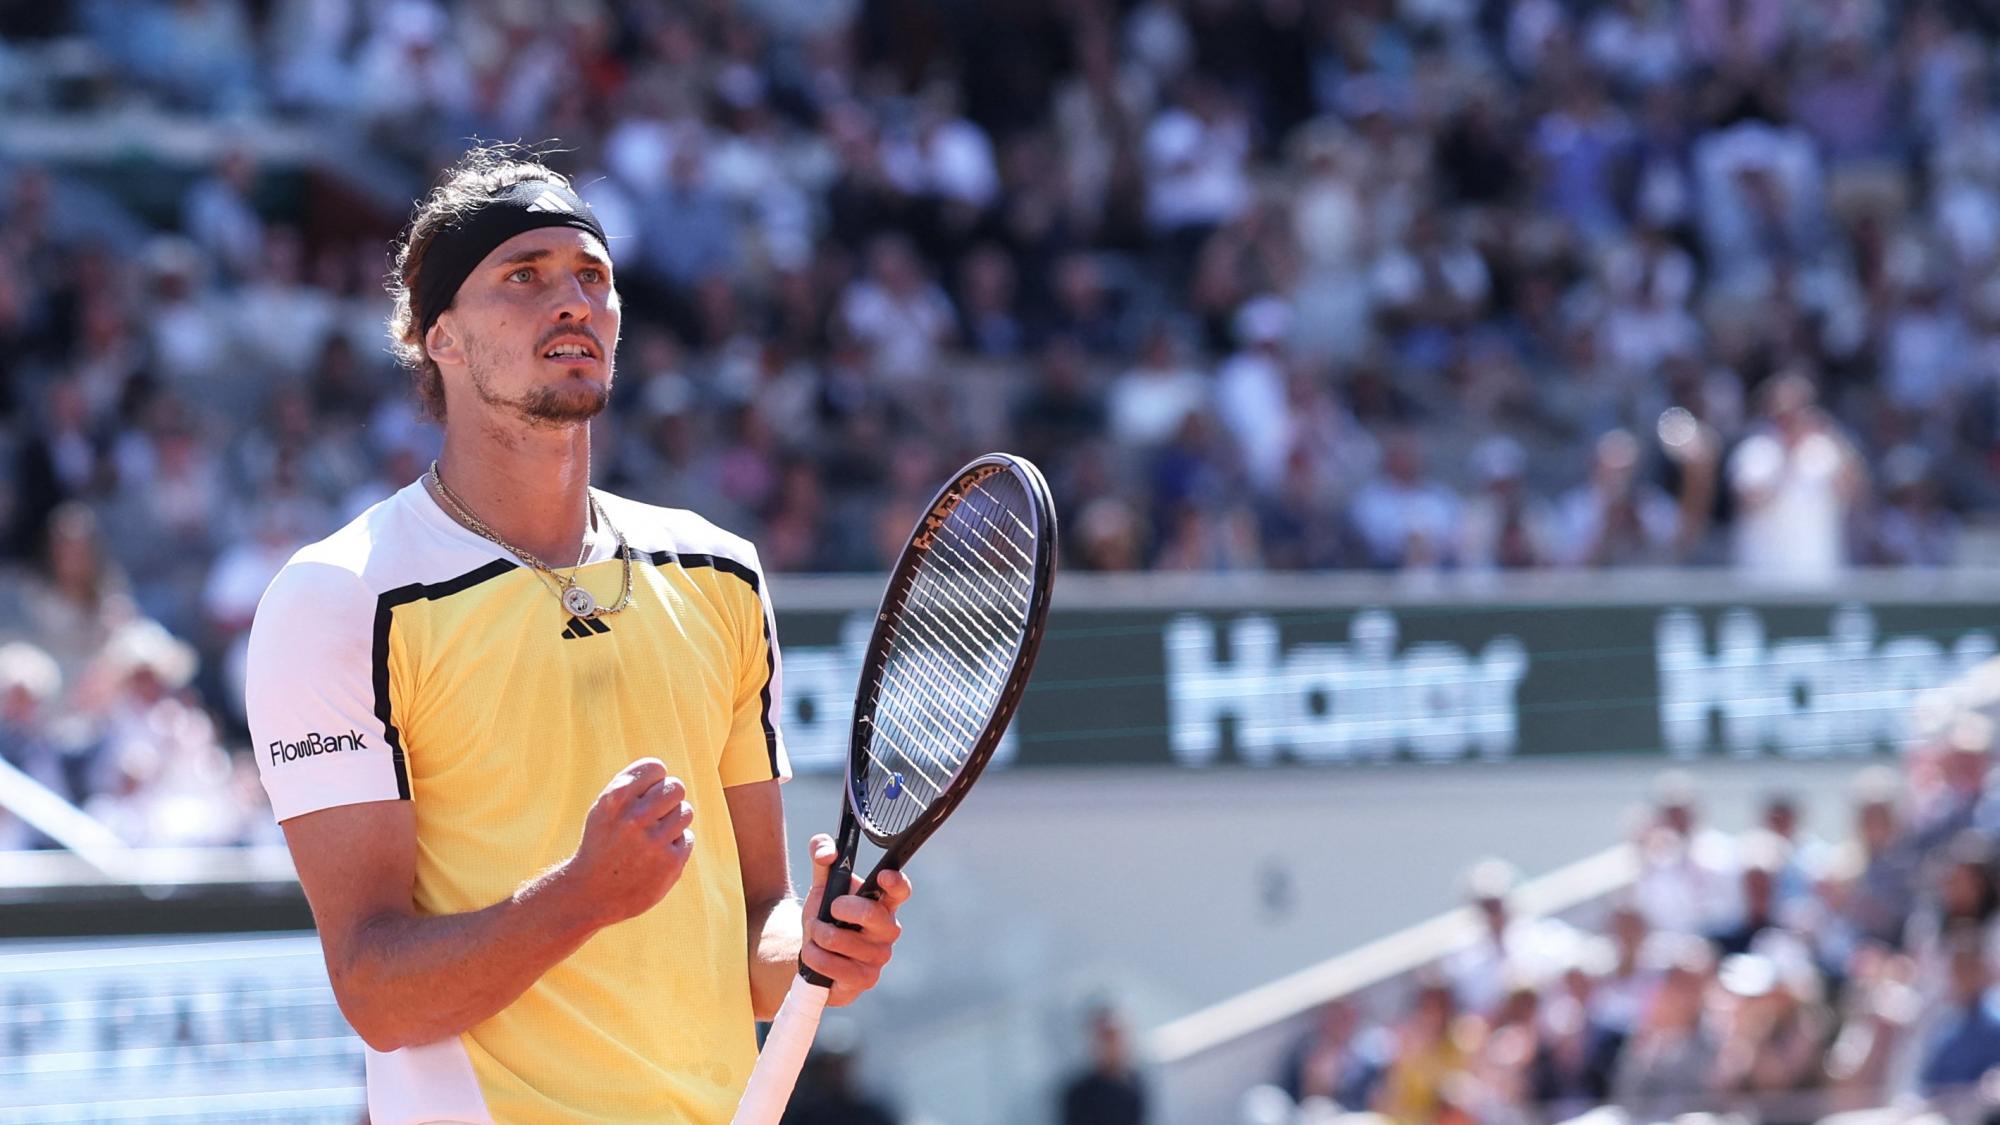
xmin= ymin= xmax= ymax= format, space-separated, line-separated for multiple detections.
xmin=245 ymin=560 xmax=406 ymax=822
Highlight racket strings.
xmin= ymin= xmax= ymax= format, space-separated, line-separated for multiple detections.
xmin=862 ymin=587 xmax=1006 ymax=827
xmin=908 ymin=485 xmax=1037 ymax=651
xmin=861 ymin=651 xmax=971 ymax=782
xmin=956 ymin=481 xmax=1039 ymax=567
xmin=856 ymin=473 xmax=1038 ymax=836
xmin=888 ymin=569 xmax=1013 ymax=700
xmin=902 ymin=498 xmax=1033 ymax=688
xmin=922 ymin=519 xmax=1031 ymax=625
xmin=891 ymin=479 xmax=1035 ymax=695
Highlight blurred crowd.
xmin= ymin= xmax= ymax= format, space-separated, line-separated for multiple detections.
xmin=1240 ymin=670 xmax=2000 ymax=1125
xmin=0 ymin=0 xmax=1999 ymax=832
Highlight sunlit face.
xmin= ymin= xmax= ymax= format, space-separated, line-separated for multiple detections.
xmin=430 ymin=225 xmax=620 ymax=428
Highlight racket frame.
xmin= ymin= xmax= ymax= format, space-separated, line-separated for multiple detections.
xmin=802 ymin=452 xmax=1057 ymax=982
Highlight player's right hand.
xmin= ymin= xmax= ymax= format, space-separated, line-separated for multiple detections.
xmin=562 ymin=758 xmax=694 ymax=926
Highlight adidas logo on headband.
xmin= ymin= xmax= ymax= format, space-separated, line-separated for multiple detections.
xmin=524 ymin=189 xmax=575 ymax=214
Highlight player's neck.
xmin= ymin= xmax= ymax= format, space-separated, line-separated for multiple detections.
xmin=433 ymin=423 xmax=594 ymax=566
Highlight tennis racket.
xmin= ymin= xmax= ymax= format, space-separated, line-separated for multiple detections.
xmin=730 ymin=452 xmax=1058 ymax=1125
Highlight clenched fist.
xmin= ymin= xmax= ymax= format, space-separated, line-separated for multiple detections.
xmin=559 ymin=758 xmax=695 ymax=926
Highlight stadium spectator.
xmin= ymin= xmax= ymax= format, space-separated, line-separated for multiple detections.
xmin=1905 ymin=832 xmax=2000 ymax=1015
xmin=1106 ymin=321 xmax=1206 ymax=450
xmin=1443 ymin=858 xmax=1579 ymax=1017
xmin=6 ymin=502 xmax=137 ymax=686
xmin=1373 ymin=977 xmax=1468 ymax=1123
xmin=958 ymin=244 xmax=1028 ymax=359
xmin=784 ymin=1032 xmax=900 ymax=1125
xmin=1552 ymin=429 xmax=1680 ymax=568
xmin=1279 ymin=999 xmax=1385 ymax=1111
xmin=1631 ymin=771 xmax=1740 ymax=936
xmin=1823 ymin=945 xmax=1921 ymax=1113
xmin=1756 ymin=789 xmax=1832 ymax=919
xmin=841 ymin=233 xmax=957 ymax=383
xmin=1457 ymin=436 xmax=1552 ymax=572
xmin=1727 ymin=372 xmax=1867 ymax=584
xmin=1870 ymin=446 xmax=1960 ymax=566
xmin=1710 ymin=942 xmax=1833 ymax=1118
xmin=78 ymin=620 xmax=235 ymax=847
xmin=1059 ymin=1006 xmax=1147 ymax=1125
xmin=1143 ymin=76 xmax=1251 ymax=271
xmin=641 ymin=146 xmax=738 ymax=290
xmin=1609 ymin=936 xmax=1720 ymax=1120
xmin=1530 ymin=955 xmax=1627 ymax=1116
xmin=1590 ymin=904 xmax=1659 ymax=1035
xmin=0 ymin=640 xmax=67 ymax=848
xmin=1348 ymin=434 xmax=1463 ymax=571
xmin=9 ymin=373 xmax=106 ymax=562
xmin=1839 ymin=767 xmax=1923 ymax=950
xmin=180 ymin=149 xmax=263 ymax=287
xmin=1919 ymin=928 xmax=2000 ymax=1102
xmin=1908 ymin=714 xmax=1994 ymax=855
xmin=1213 ymin=296 xmax=1298 ymax=494
xmin=1708 ymin=832 xmax=1790 ymax=956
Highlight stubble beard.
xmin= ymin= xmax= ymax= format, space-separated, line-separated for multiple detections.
xmin=463 ymin=331 xmax=611 ymax=428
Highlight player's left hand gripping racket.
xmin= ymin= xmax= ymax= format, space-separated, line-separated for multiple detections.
xmin=731 ymin=452 xmax=1057 ymax=1125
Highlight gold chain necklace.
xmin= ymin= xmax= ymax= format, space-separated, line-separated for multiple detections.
xmin=427 ymin=461 xmax=635 ymax=619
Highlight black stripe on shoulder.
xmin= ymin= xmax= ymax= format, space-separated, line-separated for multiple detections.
xmin=646 ymin=550 xmax=779 ymax=777
xmin=372 ymin=559 xmax=517 ymax=800
xmin=648 ymin=550 xmax=760 ymax=592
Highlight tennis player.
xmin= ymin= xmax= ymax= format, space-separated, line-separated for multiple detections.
xmin=245 ymin=145 xmax=910 ymax=1123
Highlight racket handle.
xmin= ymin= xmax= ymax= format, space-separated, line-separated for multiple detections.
xmin=818 ymin=851 xmax=856 ymax=924
xmin=800 ymin=848 xmax=856 ymax=987
xmin=732 ymin=974 xmax=830 ymax=1125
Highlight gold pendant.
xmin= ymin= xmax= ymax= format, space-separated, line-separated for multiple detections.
xmin=562 ymin=585 xmax=598 ymax=617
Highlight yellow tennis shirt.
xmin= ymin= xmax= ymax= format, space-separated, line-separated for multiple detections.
xmin=245 ymin=478 xmax=791 ymax=1124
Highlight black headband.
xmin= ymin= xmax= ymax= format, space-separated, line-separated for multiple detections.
xmin=415 ymin=179 xmax=608 ymax=336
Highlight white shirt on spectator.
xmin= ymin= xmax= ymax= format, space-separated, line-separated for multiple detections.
xmin=354 ymin=9 xmax=473 ymax=124
xmin=1445 ymin=916 xmax=1584 ymax=1014
xmin=1599 ymin=301 xmax=1700 ymax=380
xmin=1694 ymin=123 xmax=1824 ymax=286
xmin=605 ymin=115 xmax=702 ymax=199
xmin=1591 ymin=964 xmax=1661 ymax=1033
xmin=1632 ymin=826 xmax=1741 ymax=935
xmin=841 ymin=279 xmax=956 ymax=383
xmin=1144 ymin=108 xmax=1251 ymax=230
xmin=1295 ymin=171 xmax=1366 ymax=270
xmin=150 ymin=295 xmax=233 ymax=389
xmin=182 ymin=177 xmax=263 ymax=281
xmin=1370 ymin=243 xmax=1490 ymax=315
xmin=1586 ymin=2 xmax=1684 ymax=88
xmin=883 ymin=118 xmax=1000 ymax=209
xmin=235 ymin=277 xmax=337 ymax=381
xmin=1215 ymin=348 xmax=1290 ymax=489
xmin=1729 ymin=430 xmax=1851 ymax=582
xmin=1109 ymin=362 xmax=1209 ymax=448
xmin=1349 ymin=476 xmax=1464 ymax=567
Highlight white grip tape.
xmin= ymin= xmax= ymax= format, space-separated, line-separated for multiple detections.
xmin=731 ymin=974 xmax=831 ymax=1125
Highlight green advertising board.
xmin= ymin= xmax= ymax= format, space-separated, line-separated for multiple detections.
xmin=768 ymin=579 xmax=2000 ymax=771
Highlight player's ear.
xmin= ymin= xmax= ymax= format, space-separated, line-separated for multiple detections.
xmin=425 ymin=313 xmax=463 ymax=366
